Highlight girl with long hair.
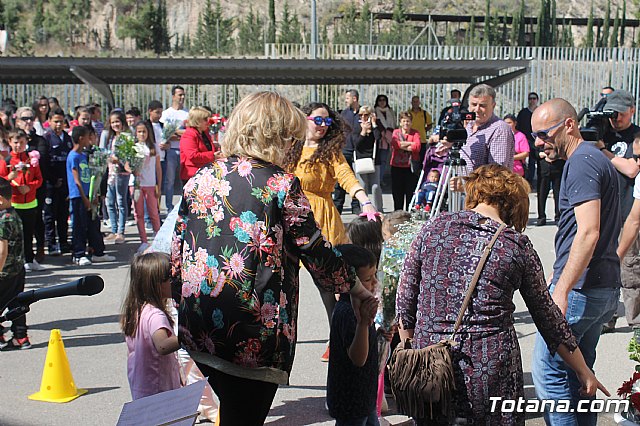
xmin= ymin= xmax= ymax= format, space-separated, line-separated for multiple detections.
xmin=283 ymin=101 xmax=377 ymax=360
xmin=102 ymin=110 xmax=130 ymax=244
xmin=121 ymin=252 xmax=180 ymax=400
xmin=131 ymin=121 xmax=162 ymax=252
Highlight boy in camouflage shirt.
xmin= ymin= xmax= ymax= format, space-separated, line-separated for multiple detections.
xmin=0 ymin=176 xmax=29 ymax=349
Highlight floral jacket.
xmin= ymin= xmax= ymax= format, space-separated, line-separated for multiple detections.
xmin=171 ymin=156 xmax=356 ymax=381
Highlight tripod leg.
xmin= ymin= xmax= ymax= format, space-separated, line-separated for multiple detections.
xmin=430 ymin=165 xmax=453 ymax=219
xmin=408 ymin=169 xmax=425 ymax=211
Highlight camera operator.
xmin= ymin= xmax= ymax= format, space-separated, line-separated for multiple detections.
xmin=595 ymin=89 xmax=640 ymax=333
xmin=596 ymin=90 xmax=640 ymax=217
xmin=440 ymin=85 xmax=514 ymax=181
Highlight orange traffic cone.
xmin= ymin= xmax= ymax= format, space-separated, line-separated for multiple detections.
xmin=29 ymin=329 xmax=87 ymax=403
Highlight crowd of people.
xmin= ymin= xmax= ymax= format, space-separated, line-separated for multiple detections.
xmin=0 ymin=83 xmax=636 ymax=426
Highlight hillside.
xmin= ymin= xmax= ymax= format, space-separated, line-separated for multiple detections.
xmin=2 ymin=0 xmax=637 ymax=56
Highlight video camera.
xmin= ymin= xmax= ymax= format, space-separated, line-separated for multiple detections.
xmin=578 ymin=97 xmax=617 ymax=141
xmin=439 ymin=99 xmax=476 ymax=144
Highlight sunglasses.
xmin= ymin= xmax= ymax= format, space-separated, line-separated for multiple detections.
xmin=528 ymin=97 xmax=538 ymax=100
xmin=307 ymin=116 xmax=333 ymax=126
xmin=633 ymin=154 xmax=640 ymax=161
xmin=18 ymin=116 xmax=35 ymax=121
xmin=531 ymin=119 xmax=565 ymax=141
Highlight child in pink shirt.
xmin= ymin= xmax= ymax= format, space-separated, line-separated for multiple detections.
xmin=121 ymin=252 xmax=180 ymax=400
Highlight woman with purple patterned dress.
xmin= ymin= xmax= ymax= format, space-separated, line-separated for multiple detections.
xmin=396 ymin=165 xmax=608 ymax=425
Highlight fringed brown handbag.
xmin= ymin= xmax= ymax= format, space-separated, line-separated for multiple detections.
xmin=388 ymin=223 xmax=506 ymax=422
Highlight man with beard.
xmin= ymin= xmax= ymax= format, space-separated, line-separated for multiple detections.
xmin=596 ymin=90 xmax=640 ymax=333
xmin=530 ymin=98 xmax=620 ymax=425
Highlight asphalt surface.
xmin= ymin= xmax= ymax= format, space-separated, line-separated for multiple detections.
xmin=0 ymin=193 xmax=633 ymax=425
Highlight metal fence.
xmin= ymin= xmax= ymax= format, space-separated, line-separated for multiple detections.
xmin=2 ymin=44 xmax=640 ymax=122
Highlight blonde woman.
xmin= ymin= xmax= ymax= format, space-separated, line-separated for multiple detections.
xmin=172 ymin=92 xmax=375 ymax=425
xmin=179 ymin=106 xmax=216 ymax=183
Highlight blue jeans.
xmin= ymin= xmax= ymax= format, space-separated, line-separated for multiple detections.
xmin=335 ymin=409 xmax=379 ymax=426
xmin=531 ymin=284 xmax=620 ymax=426
xmin=106 ymin=174 xmax=129 ymax=234
xmin=164 ymin=148 xmax=180 ymax=211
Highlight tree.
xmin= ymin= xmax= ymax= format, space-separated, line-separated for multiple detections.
xmin=43 ymin=0 xmax=90 ymax=45
xmin=333 ymin=1 xmax=369 ymax=44
xmin=550 ymin=0 xmax=557 ymax=46
xmin=193 ymin=0 xmax=234 ymax=55
xmin=33 ymin=0 xmax=46 ymax=43
xmin=1 ymin=0 xmax=22 ymax=32
xmin=279 ymin=0 xmax=302 ymax=43
xmin=116 ymin=1 xmax=154 ymax=50
xmin=621 ymin=0 xmax=627 ymax=46
xmin=600 ymin=0 xmax=610 ymax=47
xmin=267 ymin=0 xmax=276 ymax=43
xmin=238 ymin=5 xmax=264 ymax=54
xmin=516 ymin=0 xmax=526 ymax=46
xmin=152 ymin=0 xmax=171 ymax=54
xmin=584 ymin=2 xmax=594 ymax=47
xmin=9 ymin=25 xmax=33 ymax=55
xmin=611 ymin=5 xmax=620 ymax=47
xmin=103 ymin=20 xmax=112 ymax=51
xmin=378 ymin=0 xmax=413 ymax=45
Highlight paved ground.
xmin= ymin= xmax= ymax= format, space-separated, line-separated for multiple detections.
xmin=0 ymin=193 xmax=634 ymax=425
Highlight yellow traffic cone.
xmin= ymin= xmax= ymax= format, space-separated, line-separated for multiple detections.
xmin=28 ymin=329 xmax=87 ymax=403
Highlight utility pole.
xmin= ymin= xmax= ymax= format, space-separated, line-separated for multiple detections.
xmin=311 ymin=0 xmax=318 ymax=101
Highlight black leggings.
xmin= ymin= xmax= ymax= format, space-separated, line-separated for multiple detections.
xmin=16 ymin=207 xmax=37 ymax=263
xmin=196 ymin=363 xmax=278 ymax=426
xmin=391 ymin=166 xmax=417 ymax=211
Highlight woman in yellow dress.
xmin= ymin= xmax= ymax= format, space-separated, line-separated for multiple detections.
xmin=284 ymin=102 xmax=377 ymax=360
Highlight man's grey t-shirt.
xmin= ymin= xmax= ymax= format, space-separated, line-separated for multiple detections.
xmin=552 ymin=142 xmax=621 ymax=290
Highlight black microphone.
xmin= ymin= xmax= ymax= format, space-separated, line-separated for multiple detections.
xmin=15 ymin=275 xmax=104 ymax=305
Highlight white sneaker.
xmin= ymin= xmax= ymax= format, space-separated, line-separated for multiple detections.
xmin=73 ymin=257 xmax=92 ymax=266
xmin=92 ymin=254 xmax=115 ymax=263
xmin=145 ymin=222 xmax=153 ymax=231
xmin=137 ymin=243 xmax=150 ymax=253
xmin=24 ymin=263 xmax=32 ymax=272
xmin=30 ymin=260 xmax=46 ymax=271
xmin=126 ymin=220 xmax=136 ymax=227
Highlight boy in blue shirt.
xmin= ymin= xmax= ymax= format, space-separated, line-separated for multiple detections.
xmin=328 ymin=244 xmax=380 ymax=426
xmin=67 ymin=126 xmax=113 ymax=266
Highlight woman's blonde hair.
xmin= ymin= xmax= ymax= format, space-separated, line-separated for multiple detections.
xmin=221 ymin=91 xmax=306 ymax=166
xmin=464 ymin=164 xmax=530 ymax=232
xmin=358 ymin=105 xmax=374 ymax=115
xmin=186 ymin=106 xmax=211 ymax=128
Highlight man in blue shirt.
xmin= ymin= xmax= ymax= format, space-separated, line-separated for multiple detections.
xmin=530 ymin=98 xmax=620 ymax=425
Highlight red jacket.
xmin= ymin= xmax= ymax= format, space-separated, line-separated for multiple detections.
xmin=390 ymin=128 xmax=421 ymax=168
xmin=0 ymin=151 xmax=43 ymax=206
xmin=180 ymin=127 xmax=216 ymax=181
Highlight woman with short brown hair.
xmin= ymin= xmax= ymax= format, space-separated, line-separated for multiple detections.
xmin=396 ymin=164 xmax=607 ymax=425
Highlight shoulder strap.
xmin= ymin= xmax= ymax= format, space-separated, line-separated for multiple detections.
xmin=451 ymin=223 xmax=506 ymax=338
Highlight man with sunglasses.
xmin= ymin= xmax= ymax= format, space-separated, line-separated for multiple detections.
xmin=517 ymin=92 xmax=540 ymax=186
xmin=530 ymin=98 xmax=620 ymax=426
xmin=595 ymin=89 xmax=640 ymax=334
xmin=335 ymin=89 xmax=363 ymax=215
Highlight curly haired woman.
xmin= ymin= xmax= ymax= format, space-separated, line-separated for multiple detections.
xmin=396 ymin=164 xmax=608 ymax=425
xmin=283 ymin=101 xmax=377 ymax=360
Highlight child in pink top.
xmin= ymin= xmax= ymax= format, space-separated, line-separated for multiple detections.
xmin=121 ymin=252 xmax=180 ymax=400
xmin=504 ymin=114 xmax=530 ymax=177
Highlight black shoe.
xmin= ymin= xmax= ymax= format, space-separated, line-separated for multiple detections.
xmin=536 ymin=219 xmax=547 ymax=227
xmin=602 ymin=317 xmax=618 ymax=334
xmin=60 ymin=243 xmax=72 ymax=254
